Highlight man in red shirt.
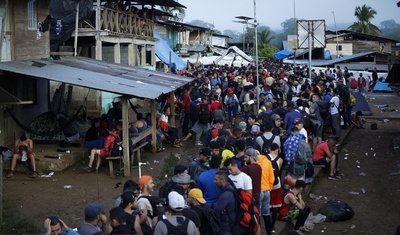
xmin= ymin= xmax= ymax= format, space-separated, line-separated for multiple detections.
xmin=312 ymin=138 xmax=340 ymax=180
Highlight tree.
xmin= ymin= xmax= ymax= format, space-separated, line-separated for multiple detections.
xmin=281 ymin=18 xmax=298 ymax=35
xmin=347 ymin=4 xmax=381 ymax=36
xmin=259 ymin=45 xmax=279 ymax=60
xmin=159 ymin=6 xmax=185 ymax=22
xmin=257 ymin=29 xmax=275 ymax=49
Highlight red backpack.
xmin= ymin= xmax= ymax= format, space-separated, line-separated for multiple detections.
xmin=350 ymin=78 xmax=358 ymax=89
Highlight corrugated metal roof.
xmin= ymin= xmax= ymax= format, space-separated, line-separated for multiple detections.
xmin=0 ymin=56 xmax=195 ymax=100
xmin=284 ymin=52 xmax=376 ymax=66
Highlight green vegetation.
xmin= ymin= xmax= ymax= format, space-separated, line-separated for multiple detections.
xmin=348 ymin=4 xmax=381 ymax=36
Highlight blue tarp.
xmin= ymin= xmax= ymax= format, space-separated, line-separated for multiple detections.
xmin=274 ymin=49 xmax=294 ymax=60
xmin=154 ymin=32 xmax=186 ymax=70
xmin=373 ymin=81 xmax=392 ymax=93
xmin=352 ymin=91 xmax=372 ymax=116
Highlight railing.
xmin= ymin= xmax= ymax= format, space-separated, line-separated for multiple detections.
xmin=100 ymin=7 xmax=154 ymax=37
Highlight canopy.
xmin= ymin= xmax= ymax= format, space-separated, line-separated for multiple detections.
xmin=274 ymin=49 xmax=294 ymax=60
xmin=214 ymin=46 xmax=253 ymax=64
xmin=154 ymin=32 xmax=187 ymax=71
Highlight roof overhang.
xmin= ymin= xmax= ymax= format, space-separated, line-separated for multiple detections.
xmin=0 ymin=56 xmax=195 ymax=100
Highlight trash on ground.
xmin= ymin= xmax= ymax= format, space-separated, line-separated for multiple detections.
xmin=370 ymin=148 xmax=374 ymax=151
xmin=356 ymin=160 xmax=360 ymax=164
xmin=361 ymin=188 xmax=366 ymax=194
xmin=373 ymin=153 xmax=376 ymax=157
xmin=359 ymin=172 xmax=367 ymax=176
xmin=309 ymin=193 xmax=323 ymax=200
xmin=357 ymin=165 xmax=361 ymax=169
xmin=41 ymin=172 xmax=54 ymax=178
xmin=351 ymin=224 xmax=356 ymax=229
xmin=64 ymin=185 xmax=73 ymax=189
xmin=341 ymin=148 xmax=348 ymax=152
xmin=344 ymin=157 xmax=348 ymax=160
xmin=365 ymin=153 xmax=368 ymax=156
xmin=348 ymin=192 xmax=359 ymax=195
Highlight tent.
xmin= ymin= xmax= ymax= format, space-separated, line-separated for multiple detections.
xmin=373 ymin=81 xmax=392 ymax=93
xmin=352 ymin=92 xmax=372 ymax=116
xmin=154 ymin=32 xmax=186 ymax=70
xmin=214 ymin=46 xmax=253 ymax=64
xmin=274 ymin=49 xmax=294 ymax=60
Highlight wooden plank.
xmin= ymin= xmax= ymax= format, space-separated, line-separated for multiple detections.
xmin=151 ymin=100 xmax=157 ymax=153
xmin=122 ymin=96 xmax=130 ymax=177
xmin=131 ymin=127 xmax=152 ymax=145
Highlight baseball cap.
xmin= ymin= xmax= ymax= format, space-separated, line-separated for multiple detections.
xmin=227 ymin=88 xmax=234 ymax=95
xmin=85 ymin=203 xmax=105 ymax=219
xmin=120 ymin=191 xmax=135 ymax=208
xmin=189 ymin=188 xmax=206 ymax=204
xmin=239 ymin=121 xmax=247 ymax=132
xmin=199 ymin=147 xmax=211 ymax=156
xmin=270 ymin=114 xmax=281 ymax=121
xmin=287 ymin=101 xmax=296 ymax=108
xmin=214 ymin=118 xmax=224 ymax=124
xmin=245 ymin=148 xmax=260 ymax=161
xmin=168 ymin=191 xmax=185 ymax=211
xmin=172 ymin=173 xmax=195 ymax=184
xmin=293 ymin=118 xmax=303 ymax=125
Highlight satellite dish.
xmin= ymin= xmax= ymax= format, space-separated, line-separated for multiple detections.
xmin=324 ymin=50 xmax=331 ymax=60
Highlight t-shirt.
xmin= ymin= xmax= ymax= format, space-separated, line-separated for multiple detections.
xmin=153 ymin=215 xmax=197 ymax=235
xmin=241 ymin=163 xmax=262 ymax=204
xmin=229 ymin=172 xmax=253 ymax=191
xmin=138 ymin=194 xmax=153 ymax=226
xmin=312 ymin=142 xmax=329 ymax=162
xmin=330 ymin=96 xmax=340 ymax=115
xmin=283 ymin=110 xmax=303 ymax=133
xmin=77 ymin=221 xmax=103 ymax=235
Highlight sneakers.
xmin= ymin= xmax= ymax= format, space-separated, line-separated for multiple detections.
xmin=328 ymin=175 xmax=340 ymax=180
xmin=300 ymin=226 xmax=311 ymax=232
xmin=82 ymin=166 xmax=93 ymax=172
xmin=194 ymin=142 xmax=203 ymax=146
xmin=173 ymin=144 xmax=181 ymax=148
xmin=294 ymin=230 xmax=304 ymax=235
xmin=6 ymin=173 xmax=14 ymax=178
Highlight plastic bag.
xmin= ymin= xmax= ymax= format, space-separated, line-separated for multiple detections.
xmin=308 ymin=212 xmax=326 ymax=224
xmin=319 ymin=199 xmax=354 ymax=222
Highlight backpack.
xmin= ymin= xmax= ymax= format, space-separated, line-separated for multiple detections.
xmin=158 ymin=180 xmax=176 ymax=199
xmin=197 ymin=205 xmax=221 ymax=235
xmin=350 ymin=78 xmax=358 ymax=89
xmin=228 ymin=96 xmax=236 ymax=107
xmin=110 ymin=136 xmax=122 ymax=156
xmin=347 ymin=93 xmax=356 ymax=107
xmin=225 ymin=188 xmax=260 ymax=235
xmin=339 ymin=87 xmax=350 ymax=103
xmin=138 ymin=196 xmax=168 ymax=218
xmin=198 ymin=103 xmax=210 ymax=124
xmin=267 ymin=155 xmax=280 ymax=186
xmin=161 ymin=216 xmax=190 ymax=235
xmin=259 ymin=134 xmax=276 ymax=155
xmin=316 ymin=101 xmax=330 ymax=120
xmin=297 ymin=107 xmax=312 ymax=132
xmin=292 ymin=139 xmax=312 ymax=176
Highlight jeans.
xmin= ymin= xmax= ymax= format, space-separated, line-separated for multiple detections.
xmin=259 ymin=190 xmax=270 ymax=216
xmin=331 ymin=113 xmax=341 ymax=138
xmin=294 ymin=205 xmax=311 ymax=230
xmin=227 ymin=105 xmax=237 ymax=122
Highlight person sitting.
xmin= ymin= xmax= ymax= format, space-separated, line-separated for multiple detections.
xmin=83 ymin=123 xmax=121 ymax=173
xmin=83 ymin=118 xmax=106 ymax=150
xmin=78 ymin=203 xmax=111 ymax=235
xmin=312 ymin=138 xmax=340 ymax=180
xmin=43 ymin=216 xmax=79 ymax=235
xmin=7 ymin=134 xmax=37 ymax=178
xmin=159 ymin=106 xmax=180 ymax=148
xmin=278 ymin=180 xmax=311 ymax=234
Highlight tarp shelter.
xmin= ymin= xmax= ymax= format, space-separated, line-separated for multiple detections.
xmin=0 ymin=56 xmax=195 ymax=176
xmin=373 ymin=81 xmax=392 ymax=93
xmin=274 ymin=49 xmax=294 ymax=60
xmin=154 ymin=32 xmax=186 ymax=70
xmin=352 ymin=91 xmax=373 ymax=116
xmin=214 ymin=46 xmax=253 ymax=64
xmin=386 ymin=64 xmax=400 ymax=85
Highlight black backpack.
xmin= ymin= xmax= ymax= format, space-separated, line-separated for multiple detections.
xmin=197 ymin=205 xmax=221 ymax=235
xmin=198 ymin=103 xmax=210 ymax=124
xmin=259 ymin=134 xmax=276 ymax=155
xmin=138 ymin=196 xmax=168 ymax=218
xmin=267 ymin=155 xmax=281 ymax=186
xmin=316 ymin=101 xmax=330 ymax=120
xmin=110 ymin=136 xmax=122 ymax=156
xmin=158 ymin=180 xmax=176 ymax=199
xmin=162 ymin=216 xmax=190 ymax=235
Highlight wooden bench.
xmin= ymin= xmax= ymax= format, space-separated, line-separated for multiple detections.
xmin=106 ymin=128 xmax=152 ymax=177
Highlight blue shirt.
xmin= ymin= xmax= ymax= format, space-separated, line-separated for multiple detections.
xmin=44 ymin=228 xmax=80 ymax=235
xmin=213 ymin=184 xmax=237 ymax=233
xmin=197 ymin=169 xmax=221 ymax=207
xmin=284 ymin=110 xmax=303 ymax=132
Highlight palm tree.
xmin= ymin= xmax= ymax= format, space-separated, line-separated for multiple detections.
xmin=159 ymin=6 xmax=186 ymax=22
xmin=347 ymin=4 xmax=381 ymax=36
xmin=257 ymin=29 xmax=275 ymax=49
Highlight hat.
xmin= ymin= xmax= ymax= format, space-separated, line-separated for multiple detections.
xmin=245 ymin=148 xmax=260 ymax=161
xmin=199 ymin=147 xmax=211 ymax=156
xmin=270 ymin=114 xmax=281 ymax=121
xmin=239 ymin=121 xmax=247 ymax=132
xmin=214 ymin=118 xmax=224 ymax=124
xmin=85 ymin=203 xmax=105 ymax=219
xmin=293 ymin=118 xmax=303 ymax=125
xmin=168 ymin=191 xmax=185 ymax=211
xmin=138 ymin=175 xmax=152 ymax=191
xmin=287 ymin=101 xmax=296 ymax=108
xmin=173 ymin=164 xmax=187 ymax=175
xmin=227 ymin=88 xmax=234 ymax=95
xmin=172 ymin=173 xmax=195 ymax=184
xmin=189 ymin=188 xmax=206 ymax=204
xmin=283 ymin=77 xmax=288 ymax=82
xmin=197 ymin=97 xmax=202 ymax=102
xmin=113 ymin=97 xmax=121 ymax=103
xmin=120 ymin=191 xmax=135 ymax=208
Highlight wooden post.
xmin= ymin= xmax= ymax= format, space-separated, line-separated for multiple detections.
xmin=114 ymin=43 xmax=121 ymax=64
xmin=128 ymin=43 xmax=134 ymax=65
xmin=150 ymin=44 xmax=156 ymax=67
xmin=140 ymin=45 xmax=146 ymax=66
xmin=121 ymin=97 xmax=130 ymax=177
xmin=151 ymin=100 xmax=157 ymax=153
xmin=169 ymin=91 xmax=175 ymax=126
xmin=74 ymin=1 xmax=79 ymax=56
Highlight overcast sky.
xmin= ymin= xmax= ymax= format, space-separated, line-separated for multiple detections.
xmin=178 ymin=0 xmax=400 ymax=32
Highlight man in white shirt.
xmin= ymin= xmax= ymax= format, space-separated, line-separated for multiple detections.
xmin=330 ymin=88 xmax=341 ymax=140
xmin=223 ymin=158 xmax=252 ymax=194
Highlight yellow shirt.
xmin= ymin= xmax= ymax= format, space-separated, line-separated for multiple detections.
xmin=256 ymin=155 xmax=275 ymax=192
xmin=221 ymin=149 xmax=235 ymax=168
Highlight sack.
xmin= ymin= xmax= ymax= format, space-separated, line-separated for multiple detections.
xmin=318 ymin=199 xmax=354 ymax=222
xmin=350 ymin=78 xmax=358 ymax=89
xmin=267 ymin=155 xmax=281 ymax=186
xmin=138 ymin=196 xmax=168 ymax=218
xmin=198 ymin=103 xmax=210 ymax=124
xmin=226 ymin=188 xmax=260 ymax=235
xmin=162 ymin=216 xmax=190 ymax=235
xmin=347 ymin=93 xmax=356 ymax=107
xmin=197 ymin=205 xmax=221 ymax=235
xmin=259 ymin=135 xmax=276 ymax=155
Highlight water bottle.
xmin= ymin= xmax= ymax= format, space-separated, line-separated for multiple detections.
xmin=21 ymin=151 xmax=28 ymax=162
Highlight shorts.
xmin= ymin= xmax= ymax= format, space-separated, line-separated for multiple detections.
xmin=270 ymin=188 xmax=282 ymax=208
xmin=313 ymin=158 xmax=329 ymax=166
xmin=259 ymin=190 xmax=270 ymax=216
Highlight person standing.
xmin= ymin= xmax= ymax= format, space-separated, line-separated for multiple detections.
xmin=241 ymin=148 xmax=262 ymax=209
xmin=224 ymin=158 xmax=253 ymax=194
xmin=182 ymin=86 xmax=192 ymax=137
xmin=188 ymin=148 xmax=211 ymax=182
xmin=224 ymin=88 xmax=239 ymax=127
xmin=197 ymin=156 xmax=222 ymax=207
xmin=330 ymin=88 xmax=341 ymax=140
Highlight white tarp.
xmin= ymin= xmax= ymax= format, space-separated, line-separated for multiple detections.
xmin=212 ymin=36 xmax=227 ymax=47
